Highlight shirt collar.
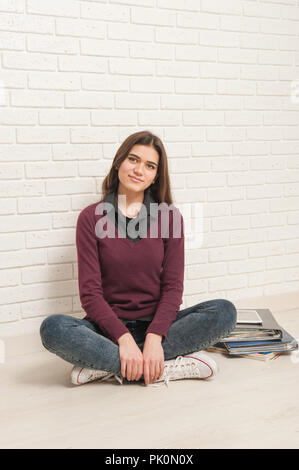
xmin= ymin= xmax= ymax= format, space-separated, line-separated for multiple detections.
xmin=103 ymin=187 xmax=158 ymax=222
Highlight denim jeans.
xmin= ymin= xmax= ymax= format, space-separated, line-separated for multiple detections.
xmin=40 ymin=299 xmax=236 ymax=381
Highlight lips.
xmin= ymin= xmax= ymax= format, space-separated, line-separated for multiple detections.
xmin=129 ymin=175 xmax=143 ymax=183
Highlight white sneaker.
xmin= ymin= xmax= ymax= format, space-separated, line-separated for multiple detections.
xmin=70 ymin=366 xmax=123 ymax=386
xmin=147 ymin=351 xmax=218 ymax=388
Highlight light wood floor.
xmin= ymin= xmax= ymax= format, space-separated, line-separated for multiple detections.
xmin=1 ymin=303 xmax=299 ymax=449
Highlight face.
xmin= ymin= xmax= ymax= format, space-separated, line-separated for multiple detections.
xmin=117 ymin=144 xmax=159 ymax=194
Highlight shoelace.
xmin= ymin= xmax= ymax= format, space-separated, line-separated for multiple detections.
xmin=93 ymin=354 xmax=202 ymax=388
xmin=97 ymin=372 xmax=123 ymax=385
xmin=148 ymin=355 xmax=199 ymax=388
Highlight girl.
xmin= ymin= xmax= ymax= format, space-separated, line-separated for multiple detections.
xmin=40 ymin=130 xmax=237 ymax=388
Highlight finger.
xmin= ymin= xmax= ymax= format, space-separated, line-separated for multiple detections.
xmin=121 ymin=360 xmax=126 ymax=379
xmin=143 ymin=362 xmax=149 ymax=385
xmin=136 ymin=362 xmax=143 ymax=381
xmin=127 ymin=362 xmax=132 ymax=381
xmin=154 ymin=362 xmax=161 ymax=382
xmin=131 ymin=361 xmax=138 ymax=381
xmin=149 ymin=361 xmax=155 ymax=383
xmin=160 ymin=361 xmax=164 ymax=379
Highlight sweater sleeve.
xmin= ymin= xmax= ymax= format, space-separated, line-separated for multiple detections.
xmin=145 ymin=208 xmax=185 ymax=342
xmin=76 ymin=206 xmax=130 ymax=345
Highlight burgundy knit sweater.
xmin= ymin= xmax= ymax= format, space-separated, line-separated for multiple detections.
xmin=76 ymin=194 xmax=185 ymax=345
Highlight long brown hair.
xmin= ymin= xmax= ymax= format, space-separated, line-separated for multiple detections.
xmin=101 ymin=130 xmax=174 ymax=205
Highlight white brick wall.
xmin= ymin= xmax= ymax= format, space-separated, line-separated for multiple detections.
xmin=1 ymin=0 xmax=299 ymax=335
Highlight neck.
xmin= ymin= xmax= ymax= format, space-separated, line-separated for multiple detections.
xmin=116 ymin=184 xmax=146 ymax=218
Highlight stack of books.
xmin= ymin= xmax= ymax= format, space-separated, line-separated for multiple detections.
xmin=207 ymin=308 xmax=298 ymax=361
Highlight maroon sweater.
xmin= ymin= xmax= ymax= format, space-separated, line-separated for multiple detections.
xmin=76 ymin=193 xmax=185 ymax=345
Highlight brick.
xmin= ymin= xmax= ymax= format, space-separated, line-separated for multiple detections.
xmin=3 ymin=52 xmax=56 ymax=71
xmin=201 ymin=63 xmax=240 ymax=79
xmin=0 ymin=145 xmax=50 ymax=161
xmin=232 ymin=199 xmax=268 ymax=215
xmin=110 ymin=57 xmax=154 ymax=75
xmin=206 ymin=127 xmax=245 ymax=141
xmin=52 ymin=144 xmax=101 ymax=161
xmin=27 ymin=0 xmax=80 ymax=18
xmin=18 ymin=196 xmax=69 ymax=213
xmin=17 ymin=127 xmax=68 ymax=143
xmin=134 ymin=6 xmax=175 ymax=26
xmin=65 ymin=92 xmax=113 ymax=109
xmin=108 ymin=23 xmax=153 ymax=42
xmin=0 ymin=1 xmax=24 ymax=13
xmin=80 ymin=38 xmax=127 ymax=57
xmin=228 ymin=172 xmax=265 ymax=187
xmin=130 ymin=43 xmax=172 ymax=60
xmin=82 ymin=75 xmax=129 ymax=91
xmin=157 ymin=61 xmax=198 ymax=78
xmin=183 ymin=111 xmax=224 ymax=125
xmin=157 ymin=0 xmax=199 ymax=11
xmin=91 ymin=110 xmax=136 ymax=126
xmin=11 ymin=90 xmax=64 ymax=107
xmin=201 ymin=0 xmax=242 ymax=15
xmin=218 ymin=48 xmax=257 ymax=64
xmin=217 ymin=79 xmax=255 ymax=95
xmin=220 ymin=15 xmax=259 ymax=32
xmin=0 ymin=198 xmax=17 ymax=214
xmin=27 ymin=34 xmax=79 ymax=55
xmin=246 ymin=185 xmax=283 ymax=199
xmin=0 ymin=13 xmax=54 ymax=34
xmin=26 ymin=162 xmax=76 ymax=179
xmin=0 ymin=128 xmax=14 ymax=143
xmin=247 ymin=127 xmax=283 ymax=140
xmin=177 ymin=11 xmax=219 ymax=30
xmin=176 ymin=45 xmax=217 ymax=62
xmin=55 ymin=18 xmax=105 ymax=39
xmin=46 ymin=178 xmax=95 ymax=195
xmin=39 ymin=110 xmax=89 ymax=126
xmin=81 ymin=3 xmax=129 ymax=22
xmin=0 ymin=71 xmax=26 ymax=89
xmin=209 ymin=275 xmax=247 ymax=292
xmin=186 ymin=172 xmax=226 ymax=188
xmin=0 ymin=163 xmax=23 ymax=179
xmin=116 ymin=93 xmax=159 ymax=109
xmin=200 ymin=30 xmax=239 ymax=48
xmin=176 ymin=78 xmax=216 ymax=95
xmin=0 ymin=109 xmax=36 ymax=125
xmin=250 ymin=213 xmax=287 ymax=228
xmin=58 ymin=56 xmax=106 ymax=73
xmin=70 ymin=127 xmax=117 ymax=144
xmin=0 ymin=31 xmax=24 ymax=50
xmin=28 ymin=72 xmax=80 ymax=91
xmin=225 ymin=111 xmax=262 ymax=126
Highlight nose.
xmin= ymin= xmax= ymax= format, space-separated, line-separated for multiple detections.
xmin=133 ymin=163 xmax=143 ymax=176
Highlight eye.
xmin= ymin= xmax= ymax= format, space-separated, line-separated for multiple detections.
xmin=128 ymin=156 xmax=156 ymax=170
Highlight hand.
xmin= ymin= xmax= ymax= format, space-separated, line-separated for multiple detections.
xmin=118 ymin=333 xmax=144 ymax=381
xmin=143 ymin=333 xmax=164 ymax=385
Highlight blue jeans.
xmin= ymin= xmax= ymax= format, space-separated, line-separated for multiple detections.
xmin=40 ymin=299 xmax=236 ymax=381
